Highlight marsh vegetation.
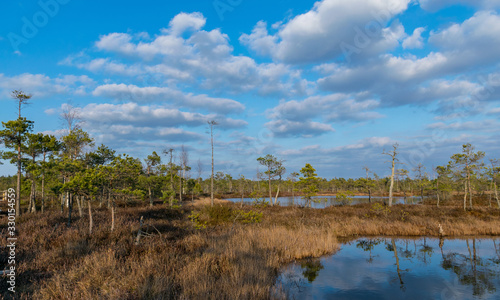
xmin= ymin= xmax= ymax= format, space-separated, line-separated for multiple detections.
xmin=1 ymin=92 xmax=500 ymax=299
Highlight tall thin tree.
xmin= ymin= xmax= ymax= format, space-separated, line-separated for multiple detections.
xmin=12 ymin=90 xmax=31 ymax=217
xmin=208 ymin=121 xmax=218 ymax=207
xmin=163 ymin=148 xmax=175 ymax=206
xmin=383 ymin=143 xmax=399 ymax=207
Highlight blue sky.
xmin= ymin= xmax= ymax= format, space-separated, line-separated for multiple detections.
xmin=1 ymin=0 xmax=500 ymax=179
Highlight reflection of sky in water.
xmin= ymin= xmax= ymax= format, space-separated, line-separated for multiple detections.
xmin=276 ymin=238 xmax=500 ymax=300
xmin=226 ymin=195 xmax=422 ymax=208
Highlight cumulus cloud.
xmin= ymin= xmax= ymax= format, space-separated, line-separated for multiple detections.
xmin=268 ymin=93 xmax=383 ymax=122
xmin=317 ymin=11 xmax=500 ymax=115
xmin=92 ymin=83 xmax=245 ymax=114
xmin=0 ymin=73 xmax=94 ymax=98
xmin=240 ymin=0 xmax=410 ymax=64
xmin=78 ymin=102 xmax=246 ymax=129
xmin=73 ymin=13 xmax=305 ymax=97
xmin=168 ymin=12 xmax=206 ymax=36
xmin=265 ymin=119 xmax=335 ymax=138
xmin=265 ymin=93 xmax=383 ymax=138
xmin=402 ymin=27 xmax=425 ymax=49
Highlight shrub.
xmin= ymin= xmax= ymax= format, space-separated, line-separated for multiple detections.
xmin=370 ymin=202 xmax=391 ymax=217
xmin=205 ymin=205 xmax=235 ymax=224
xmin=235 ymin=210 xmax=263 ymax=224
xmin=188 ymin=211 xmax=207 ymax=230
xmin=335 ymin=191 xmax=354 ymax=206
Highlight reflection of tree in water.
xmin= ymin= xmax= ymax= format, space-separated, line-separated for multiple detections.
xmin=301 ymin=259 xmax=324 ymax=283
xmin=440 ymin=238 xmax=499 ymax=297
xmin=356 ymin=238 xmax=382 ymax=263
xmin=493 ymin=240 xmax=500 ymax=263
xmin=385 ymin=239 xmax=409 ymax=291
xmin=417 ymin=237 xmax=434 ymax=264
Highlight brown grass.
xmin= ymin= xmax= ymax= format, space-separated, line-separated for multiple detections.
xmin=257 ymin=203 xmax=500 ymax=237
xmin=1 ymin=201 xmax=499 ymax=299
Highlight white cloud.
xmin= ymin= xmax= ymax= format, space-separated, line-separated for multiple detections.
xmin=167 ymin=12 xmax=206 ymax=36
xmin=265 ymin=93 xmax=383 ymax=138
xmin=429 ymin=11 xmax=500 ymax=55
xmin=488 ymin=107 xmax=500 ymax=114
xmin=265 ymin=119 xmax=335 ymax=138
xmin=239 ymin=21 xmax=277 ymax=57
xmin=278 ymin=136 xmax=394 ymax=162
xmin=0 ymin=73 xmax=94 ymax=98
xmin=267 ymin=93 xmax=383 ymax=122
xmin=240 ymin=0 xmax=411 ymax=64
xmin=92 ymin=83 xmax=245 ymax=114
xmin=419 ymin=0 xmax=500 ymax=12
xmin=317 ymin=11 xmax=500 ymax=113
xmin=95 ymin=33 xmax=137 ymax=56
xmin=427 ymin=119 xmax=499 ymax=131
xmin=78 ymin=102 xmax=246 ymax=130
xmin=67 ymin=12 xmax=305 ymax=97
xmin=402 ymin=27 xmax=425 ymax=49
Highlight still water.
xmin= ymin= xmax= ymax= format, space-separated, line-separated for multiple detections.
xmin=275 ymin=237 xmax=500 ymax=300
xmin=226 ymin=195 xmax=422 ymax=208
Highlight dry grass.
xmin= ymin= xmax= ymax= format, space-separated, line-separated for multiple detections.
xmin=188 ymin=197 xmax=231 ymax=208
xmin=0 ymin=203 xmax=338 ymax=299
xmin=257 ymin=203 xmax=500 ymax=237
xmin=1 ymin=200 xmax=499 ymax=299
xmin=178 ymin=225 xmax=337 ymax=299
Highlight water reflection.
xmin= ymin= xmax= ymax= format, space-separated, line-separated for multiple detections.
xmin=276 ymin=237 xmax=500 ymax=299
xmin=441 ymin=239 xmax=498 ymax=297
xmin=301 ymin=259 xmax=324 ymax=283
xmin=226 ymin=195 xmax=423 ymax=208
xmin=356 ymin=238 xmax=382 ymax=263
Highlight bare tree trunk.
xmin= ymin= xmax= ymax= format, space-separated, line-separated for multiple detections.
xmin=494 ymin=182 xmax=499 ymax=209
xmin=76 ymin=195 xmax=83 ymax=217
xmin=148 ymin=186 xmax=153 ymax=207
xmin=274 ymin=184 xmax=280 ymax=205
xmin=268 ymin=175 xmax=273 ymax=206
xmin=41 ymin=172 xmax=45 ymax=213
xmin=16 ymin=144 xmax=22 ymax=217
xmin=31 ymin=176 xmax=37 ymax=212
xmin=389 ymin=159 xmax=395 ymax=207
xmin=468 ymin=173 xmax=473 ymax=209
xmin=208 ymin=121 xmax=217 ymax=207
xmin=211 ymin=142 xmax=214 ymax=207
xmin=60 ymin=193 xmax=64 ymax=213
xmin=179 ymin=176 xmax=182 ymax=204
xmin=111 ymin=201 xmax=115 ymax=232
xmin=28 ymin=183 xmax=33 ymax=213
xmin=67 ymin=193 xmax=73 ymax=226
xmin=170 ymin=152 xmax=174 ymax=206
xmin=463 ymin=180 xmax=467 ymax=211
xmin=88 ymin=197 xmax=93 ymax=235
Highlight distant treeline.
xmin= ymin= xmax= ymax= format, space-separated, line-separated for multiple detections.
xmin=1 ymin=91 xmax=499 ymax=221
